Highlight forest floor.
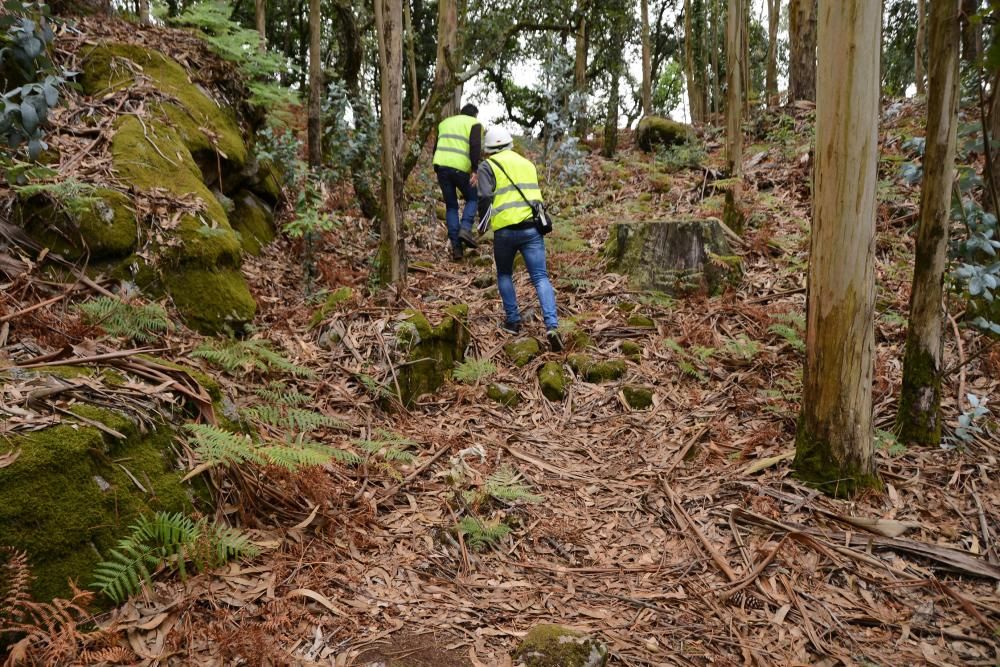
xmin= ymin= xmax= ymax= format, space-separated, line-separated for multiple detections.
xmin=4 ymin=100 xmax=1000 ymax=666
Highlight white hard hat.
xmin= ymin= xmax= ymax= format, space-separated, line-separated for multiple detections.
xmin=484 ymin=127 xmax=513 ymax=152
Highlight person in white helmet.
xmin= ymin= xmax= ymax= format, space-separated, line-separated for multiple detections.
xmin=476 ymin=127 xmax=563 ymax=352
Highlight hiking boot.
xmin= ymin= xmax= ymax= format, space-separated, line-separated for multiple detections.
xmin=500 ymin=320 xmax=521 ymax=335
xmin=451 ymin=245 xmax=464 ymax=261
xmin=547 ymin=329 xmax=564 ymax=352
xmin=458 ymin=228 xmax=479 ymax=249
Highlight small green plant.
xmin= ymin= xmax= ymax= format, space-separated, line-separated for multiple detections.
xmin=91 ymin=511 xmax=258 ymax=603
xmin=464 ymin=466 xmax=543 ymax=505
xmin=453 ymin=358 xmax=496 ymax=384
xmin=721 ymin=335 xmax=760 ymax=361
xmin=637 ymin=290 xmax=676 ymax=309
xmin=662 ymin=337 xmax=708 ymax=381
xmin=768 ymin=312 xmax=806 ymax=353
xmin=655 ymin=142 xmax=707 ymax=173
xmin=253 ymin=382 xmax=311 ymax=407
xmin=191 ymin=338 xmax=314 ymax=377
xmin=954 ymin=394 xmax=991 ymax=443
xmin=183 ymin=423 xmax=356 ymax=469
xmin=875 ymin=429 xmax=906 ymax=457
xmin=241 ymin=404 xmax=346 ymax=433
xmin=352 ymin=429 xmax=417 ymax=464
xmin=77 ymin=297 xmax=171 ymax=343
xmin=454 ymin=516 xmax=512 ymax=551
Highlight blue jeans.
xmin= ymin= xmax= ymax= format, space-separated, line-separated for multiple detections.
xmin=436 ymin=166 xmax=477 ymax=248
xmin=494 ymin=225 xmax=559 ymax=330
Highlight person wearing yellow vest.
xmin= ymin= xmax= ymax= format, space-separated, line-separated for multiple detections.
xmin=476 ymin=127 xmax=563 ymax=352
xmin=432 ymin=103 xmax=482 ymax=260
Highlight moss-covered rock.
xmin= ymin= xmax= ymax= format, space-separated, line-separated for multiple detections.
xmin=164 ymin=267 xmax=256 ymax=335
xmin=394 ymin=306 xmax=470 ymax=406
xmin=605 ymin=219 xmax=741 ymax=296
xmin=649 ymin=172 xmax=673 ymax=193
xmin=487 ymin=383 xmax=521 ymax=407
xmin=622 ymin=385 xmax=654 ymax=409
xmin=627 ymin=313 xmax=656 ymax=328
xmin=473 ymin=273 xmax=494 ymax=288
xmin=231 ymin=190 xmax=276 ymax=256
xmin=81 ymin=43 xmax=247 ymax=180
xmin=309 ymin=286 xmax=354 ymax=329
xmin=512 ymin=624 xmax=608 ymax=667
xmin=0 ymin=397 xmax=190 ymax=602
xmin=251 ymin=158 xmax=284 ymax=204
xmin=505 ymin=337 xmax=541 ymax=367
xmin=537 ymin=362 xmax=568 ymax=401
xmin=636 ymin=115 xmax=695 ymax=152
xmin=16 ymin=187 xmax=137 ymax=261
xmin=568 ymin=354 xmax=627 ymax=383
xmin=620 ymin=340 xmax=643 ymax=361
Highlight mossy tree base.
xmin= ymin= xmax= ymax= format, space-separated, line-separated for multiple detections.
xmin=793 ymin=420 xmax=882 ymax=498
xmin=604 ymin=220 xmax=741 ymax=296
xmin=896 ymin=342 xmax=942 ymax=445
xmin=393 ymin=306 xmax=470 ymax=406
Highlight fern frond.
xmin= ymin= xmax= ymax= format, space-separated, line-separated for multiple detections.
xmin=353 ymin=429 xmax=417 ymax=464
xmin=254 ymin=382 xmax=311 ymax=406
xmin=245 ymin=340 xmax=314 ymax=377
xmin=453 ymin=358 xmax=497 ymax=384
xmin=0 ymin=547 xmax=32 ymax=622
xmin=455 ymin=517 xmax=512 ymax=551
xmin=77 ymin=297 xmax=171 ymax=343
xmin=257 ymin=437 xmax=350 ymax=470
xmin=183 ymin=423 xmax=264 ymax=466
xmin=192 ymin=339 xmax=314 ymax=377
xmin=241 ymin=405 xmax=346 ymax=433
xmin=483 ymin=467 xmax=544 ymax=504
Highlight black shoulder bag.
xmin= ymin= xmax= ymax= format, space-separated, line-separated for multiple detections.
xmin=487 ymin=158 xmax=554 ymax=236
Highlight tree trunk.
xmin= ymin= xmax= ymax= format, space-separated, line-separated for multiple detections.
xmin=788 ymin=0 xmax=817 ymax=102
xmin=794 ymin=0 xmax=881 ymax=496
xmin=897 ymin=0 xmax=961 ymax=446
xmin=989 ymin=71 xmax=1000 ymax=215
xmin=307 ymin=0 xmax=322 ymax=168
xmin=404 ymin=0 xmax=420 ymax=118
xmin=961 ymin=0 xmax=982 ymax=64
xmin=710 ymin=0 xmax=721 ymax=119
xmin=684 ymin=0 xmax=707 ymax=123
xmin=375 ymin=0 xmax=406 ymax=285
xmin=641 ymin=0 xmax=652 ymax=117
xmin=915 ymin=0 xmax=926 ymax=95
xmin=574 ymin=14 xmax=588 ymax=136
xmin=435 ymin=0 xmax=459 ymax=117
xmin=766 ymin=0 xmax=779 ymax=106
xmin=138 ymin=0 xmax=150 ymax=24
xmin=256 ymin=0 xmax=267 ymax=51
xmin=723 ymin=0 xmax=744 ymax=233
xmin=602 ymin=66 xmax=620 ymax=158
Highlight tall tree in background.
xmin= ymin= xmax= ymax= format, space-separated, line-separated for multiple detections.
xmin=574 ymin=12 xmax=588 ymax=136
xmin=723 ymin=0 xmax=744 ymax=233
xmin=138 ymin=0 xmax=150 ymax=24
xmin=898 ymin=0 xmax=961 ymax=445
xmin=255 ymin=0 xmax=266 ymax=51
xmin=961 ymin=0 xmax=982 ymax=64
xmin=641 ymin=0 xmax=652 ymax=116
xmin=684 ymin=0 xmax=708 ymax=123
xmin=789 ymin=0 xmax=817 ymax=102
xmin=914 ymin=0 xmax=926 ymax=95
xmin=709 ymin=0 xmax=721 ymax=118
xmin=404 ymin=0 xmax=420 ymax=118
xmin=307 ymin=0 xmax=322 ymax=167
xmin=794 ymin=0 xmax=881 ymax=495
xmin=766 ymin=0 xmax=779 ymax=106
xmin=375 ymin=0 xmax=406 ymax=284
xmin=435 ymin=0 xmax=459 ymax=117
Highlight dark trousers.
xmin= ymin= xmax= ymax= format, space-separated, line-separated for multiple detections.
xmin=435 ymin=166 xmax=478 ymax=248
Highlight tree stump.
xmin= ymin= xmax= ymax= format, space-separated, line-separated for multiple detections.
xmin=604 ymin=219 xmax=741 ymax=296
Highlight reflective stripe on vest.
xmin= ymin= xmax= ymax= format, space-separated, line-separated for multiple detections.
xmin=488 ymin=150 xmax=543 ymax=231
xmin=432 ymin=115 xmax=478 ymax=172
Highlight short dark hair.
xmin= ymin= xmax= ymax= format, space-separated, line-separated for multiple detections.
xmin=460 ymin=103 xmax=478 ymax=117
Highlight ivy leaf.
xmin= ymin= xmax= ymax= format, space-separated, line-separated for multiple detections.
xmin=19 ymin=100 xmax=37 ymax=133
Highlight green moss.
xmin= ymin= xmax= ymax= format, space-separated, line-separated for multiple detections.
xmin=622 ymin=385 xmax=654 ymax=410
xmin=620 ymin=340 xmax=642 ymax=360
xmin=82 ymin=43 xmax=247 ymax=171
xmin=537 ymin=362 xmax=568 ymax=401
xmin=472 ymin=273 xmax=494 ymax=288
xmin=164 ymin=267 xmax=256 ymax=335
xmin=393 ymin=307 xmax=470 ymax=406
xmin=568 ymin=354 xmax=627 ymax=383
xmin=627 ymin=313 xmax=656 ymax=328
xmin=0 ymin=404 xmax=190 ymax=602
xmin=896 ymin=342 xmax=942 ymax=445
xmin=252 ymin=158 xmax=284 ymax=204
xmin=17 ymin=188 xmax=137 ymax=261
xmin=793 ymin=418 xmax=883 ymax=498
xmin=231 ymin=190 xmax=276 ymax=256
xmin=512 ymin=624 xmax=608 ymax=667
xmin=636 ymin=116 xmax=694 ymax=152
xmin=504 ymin=337 xmax=541 ymax=367
xmin=487 ymin=383 xmax=521 ymax=407
xmin=649 ymin=172 xmax=673 ymax=193
xmin=308 ymin=286 xmax=353 ymax=329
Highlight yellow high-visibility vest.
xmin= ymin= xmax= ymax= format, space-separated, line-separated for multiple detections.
xmin=432 ymin=115 xmax=478 ymax=172
xmin=488 ymin=149 xmax=543 ymax=231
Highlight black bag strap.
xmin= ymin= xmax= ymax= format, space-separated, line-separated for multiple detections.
xmin=487 ymin=157 xmax=536 ymax=207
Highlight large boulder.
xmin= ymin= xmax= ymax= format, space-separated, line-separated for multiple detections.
xmin=636 ymin=115 xmax=695 ymax=152
xmin=512 ymin=624 xmax=608 ymax=667
xmin=15 ymin=187 xmax=137 ymax=262
xmin=605 ymin=219 xmax=741 ymax=296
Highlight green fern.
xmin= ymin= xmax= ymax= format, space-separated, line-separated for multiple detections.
xmin=482 ymin=467 xmax=543 ymax=504
xmin=183 ymin=423 xmax=351 ymax=470
xmin=192 ymin=339 xmax=314 ymax=377
xmin=453 ymin=358 xmax=497 ymax=384
xmin=92 ymin=511 xmax=258 ymax=603
xmin=254 ymin=382 xmax=311 ymax=406
xmin=259 ymin=436 xmax=361 ymax=469
xmin=77 ymin=297 xmax=171 ymax=343
xmin=454 ymin=517 xmax=512 ymax=551
xmin=358 ymin=373 xmax=393 ymax=399
xmin=768 ymin=324 xmax=806 ymax=352
xmin=773 ymin=312 xmax=806 ymax=330
xmin=241 ymin=405 xmax=346 ymax=433
xmin=722 ymin=335 xmax=761 ymax=361
xmin=353 ymin=429 xmax=417 ymax=464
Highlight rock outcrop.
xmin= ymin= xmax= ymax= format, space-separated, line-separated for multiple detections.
xmin=636 ymin=115 xmax=695 ymax=152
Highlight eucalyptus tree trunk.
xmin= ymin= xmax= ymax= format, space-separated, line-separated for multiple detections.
xmin=766 ymin=0 xmax=779 ymax=106
xmin=138 ymin=0 xmax=150 ymax=24
xmin=375 ymin=0 xmax=407 ymax=285
xmin=307 ymin=0 xmax=322 ymax=167
xmin=256 ymin=0 xmax=266 ymax=50
xmin=723 ymin=0 xmax=744 ymax=233
xmin=603 ymin=67 xmax=620 ymax=158
xmin=898 ymin=0 xmax=961 ymax=445
xmin=710 ymin=0 xmax=721 ymax=118
xmin=574 ymin=14 xmax=589 ymax=136
xmin=435 ymin=0 xmax=459 ymax=117
xmin=404 ymin=0 xmax=420 ymax=118
xmin=789 ymin=0 xmax=817 ymax=102
xmin=794 ymin=0 xmax=881 ymax=496
xmin=684 ymin=0 xmax=708 ymax=122
xmin=641 ymin=0 xmax=652 ymax=116
xmin=961 ymin=0 xmax=982 ymax=64
xmin=915 ymin=0 xmax=926 ymax=95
